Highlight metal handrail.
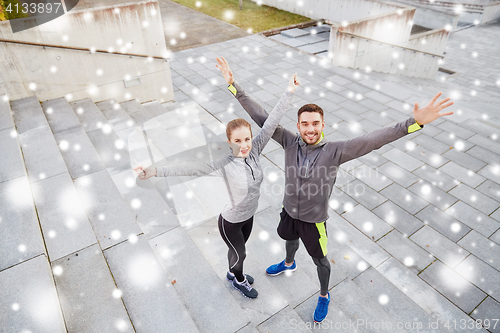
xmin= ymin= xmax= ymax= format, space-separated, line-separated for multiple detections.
xmin=337 ymin=31 xmax=445 ymax=58
xmin=0 ymin=38 xmax=170 ymax=60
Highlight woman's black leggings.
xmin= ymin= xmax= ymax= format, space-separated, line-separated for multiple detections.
xmin=218 ymin=214 xmax=253 ymax=282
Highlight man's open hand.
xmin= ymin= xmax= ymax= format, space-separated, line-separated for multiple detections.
xmin=413 ymin=92 xmax=454 ymax=126
xmin=216 ymin=56 xmax=234 ymax=85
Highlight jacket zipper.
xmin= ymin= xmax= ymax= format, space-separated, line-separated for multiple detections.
xmin=244 ymin=158 xmax=255 ymax=181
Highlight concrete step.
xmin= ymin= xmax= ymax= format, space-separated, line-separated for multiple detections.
xmin=10 ymin=95 xmax=49 ymax=135
xmin=110 ymin=169 xmax=180 ymax=239
xmin=377 ymin=257 xmax=488 ymax=332
xmin=120 ymin=99 xmax=155 ymax=126
xmin=18 ymin=125 xmax=68 ymax=184
xmin=51 ymin=244 xmax=134 ymax=332
xmin=30 ymin=172 xmax=97 ymax=262
xmin=186 ymin=216 xmax=289 ymax=328
xmin=53 ymin=126 xmax=106 ymax=179
xmin=0 ymin=95 xmax=13 ymax=131
xmin=257 ymin=306 xmax=314 ymax=333
xmin=353 ymin=266 xmax=441 ymax=333
xmin=70 ymin=98 xmax=109 ymax=133
xmin=0 ymin=124 xmax=26 ymax=183
xmin=103 ymin=234 xmax=199 ymax=333
xmin=0 ymin=255 xmax=66 ymax=333
xmin=41 ymin=97 xmax=81 ymax=134
xmin=96 ymin=99 xmax=136 ymax=142
xmin=327 ymin=279 xmax=408 ymax=332
xmin=0 ymin=176 xmax=45 ymax=272
xmin=73 ymin=169 xmax=143 ymax=250
xmin=149 ymin=226 xmax=249 ymax=333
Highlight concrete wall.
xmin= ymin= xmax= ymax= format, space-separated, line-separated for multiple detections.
xmin=332 ymin=32 xmax=441 ymax=79
xmin=339 ymin=8 xmax=415 ymax=45
xmin=412 ymin=6 xmax=459 ymax=30
xmin=251 ymin=0 xmax=404 ymax=22
xmin=0 ymin=0 xmax=174 ymax=103
xmin=482 ymin=2 xmax=500 ymax=23
xmin=406 ymin=28 xmax=450 ymax=55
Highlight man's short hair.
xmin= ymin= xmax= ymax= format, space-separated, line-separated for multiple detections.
xmin=297 ymin=104 xmax=324 ymax=120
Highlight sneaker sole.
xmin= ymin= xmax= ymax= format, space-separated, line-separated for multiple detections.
xmin=313 ymin=311 xmax=326 ymax=323
xmin=266 ymin=266 xmax=297 ymax=276
xmin=231 ymin=283 xmax=258 ymax=299
xmin=227 ymin=276 xmax=254 ymax=285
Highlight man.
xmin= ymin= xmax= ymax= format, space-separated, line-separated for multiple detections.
xmin=216 ymin=57 xmax=454 ymax=322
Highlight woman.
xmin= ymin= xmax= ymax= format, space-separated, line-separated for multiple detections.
xmin=134 ymin=64 xmax=300 ymax=298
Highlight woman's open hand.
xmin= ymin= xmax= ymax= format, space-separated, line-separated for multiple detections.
xmin=133 ymin=165 xmax=156 ymax=180
xmin=216 ymin=56 xmax=234 ymax=85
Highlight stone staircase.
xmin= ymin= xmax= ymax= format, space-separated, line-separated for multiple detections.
xmin=1 ymin=87 xmax=493 ymax=332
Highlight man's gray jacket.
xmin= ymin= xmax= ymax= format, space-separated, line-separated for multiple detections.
xmin=229 ymin=81 xmax=422 ymax=223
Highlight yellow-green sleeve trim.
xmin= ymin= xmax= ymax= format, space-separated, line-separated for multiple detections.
xmin=316 ymin=222 xmax=328 ymax=256
xmin=228 ymin=84 xmax=237 ymax=97
xmin=408 ymin=122 xmax=422 ymax=134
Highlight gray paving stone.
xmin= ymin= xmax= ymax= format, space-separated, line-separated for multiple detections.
xmin=433 ymin=131 xmax=475 ymax=151
xmin=332 ymin=108 xmax=362 ymax=124
xmin=358 ymin=98 xmax=389 ymax=113
xmin=410 ymin=225 xmax=469 ymax=268
xmin=73 ymin=169 xmax=142 ymax=249
xmin=10 ymin=96 xmax=49 ymax=134
xmin=416 ymin=204 xmax=470 ymax=242
xmin=442 ymin=149 xmax=487 ymax=172
xmin=458 ymin=230 xmax=500 ymax=271
xmin=410 ymin=133 xmax=451 ymax=154
xmin=449 ymin=183 xmax=499 ymax=216
xmin=359 ymin=110 xmax=394 ymax=127
xmin=413 ymin=165 xmax=459 ymax=192
xmin=407 ymin=180 xmax=458 ymax=211
xmin=297 ymin=41 xmax=329 ymax=54
xmin=475 ymin=180 xmax=500 ymax=202
xmin=51 ymin=244 xmax=133 ymax=332
xmin=382 ymin=148 xmax=424 ymax=172
xmin=419 ymin=261 xmax=487 ymax=314
xmin=380 ymin=183 xmax=429 ymax=215
xmin=295 ymin=34 xmax=325 ymax=45
xmin=70 ymin=98 xmax=109 ymax=132
xmin=358 ymin=151 xmax=389 ymax=168
xmin=0 ymin=96 xmax=13 ymax=131
xmin=327 ymin=280 xmax=407 ymax=333
xmin=328 ymin=209 xmax=390 ymax=268
xmin=104 ymin=234 xmax=199 ymax=333
xmin=256 ymin=307 xmax=312 ymax=333
xmin=349 ymin=164 xmax=393 ymax=191
xmin=120 ymin=100 xmax=154 ymax=126
xmin=31 ymin=172 xmax=97 ymax=261
xmin=372 ymin=200 xmax=424 ymax=236
xmin=446 ymin=201 xmax=500 ymax=238
xmin=377 ymin=257 xmax=484 ymax=332
xmin=455 ymin=254 xmax=500 ymax=299
xmin=365 ymin=91 xmax=393 ymax=104
xmin=468 ymin=134 xmax=500 ymax=156
xmin=86 ymin=127 xmax=131 ymax=176
xmin=150 ymin=227 xmax=248 ymax=333
xmin=0 ymin=176 xmax=45 ymax=271
xmin=406 ymin=145 xmax=450 ymax=169
xmin=18 ymin=126 xmax=67 ymax=183
xmin=470 ymin=297 xmax=500 ymax=333
xmin=437 ymin=121 xmax=476 ymax=140
xmin=340 ymin=179 xmax=387 ymax=211
xmin=466 ymin=145 xmax=500 ymax=166
xmin=378 ymin=229 xmax=434 ymax=274
xmin=338 ymin=100 xmax=369 ymax=114
xmin=334 ymin=167 xmax=355 ymax=188
xmin=280 ymin=28 xmax=310 ymax=38
xmin=342 ymin=205 xmax=393 ymax=241
xmin=439 ymin=161 xmax=486 ymax=188
xmin=328 ymin=188 xmax=359 ymax=215
xmin=41 ymin=97 xmax=81 ymax=134
xmin=377 ymin=161 xmax=420 ymax=188
xmin=478 ymin=164 xmax=500 ymax=185
xmin=96 ymin=100 xmax=136 ymax=133
xmin=53 ymin=127 xmax=106 ymax=179
xmin=0 ymin=255 xmax=66 ymax=333
xmin=0 ymin=127 xmax=26 ymax=183
xmin=354 ymin=267 xmax=440 ymax=333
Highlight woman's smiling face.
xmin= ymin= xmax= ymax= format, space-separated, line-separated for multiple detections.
xmin=228 ymin=126 xmax=252 ymax=157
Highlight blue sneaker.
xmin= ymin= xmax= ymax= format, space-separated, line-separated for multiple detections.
xmin=266 ymin=259 xmax=297 ymax=276
xmin=313 ymin=292 xmax=330 ymax=323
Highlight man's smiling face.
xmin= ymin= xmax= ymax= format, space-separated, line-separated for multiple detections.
xmin=297 ymin=111 xmax=325 ymax=144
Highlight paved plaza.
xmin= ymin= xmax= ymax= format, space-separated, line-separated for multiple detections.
xmin=1 ymin=3 xmax=500 ymax=332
